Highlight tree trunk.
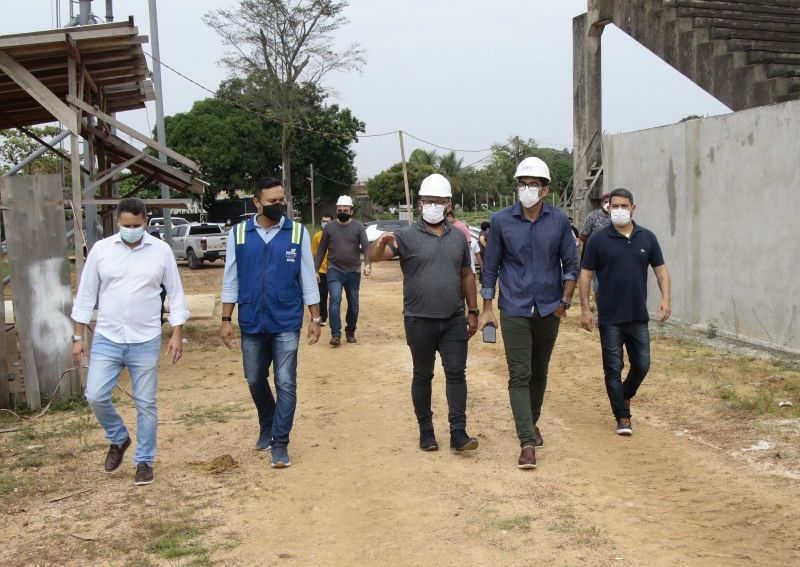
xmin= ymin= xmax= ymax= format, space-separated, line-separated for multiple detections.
xmin=281 ymin=125 xmax=293 ymax=216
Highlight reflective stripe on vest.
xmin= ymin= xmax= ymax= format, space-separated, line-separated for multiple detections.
xmin=235 ymin=220 xmax=302 ymax=245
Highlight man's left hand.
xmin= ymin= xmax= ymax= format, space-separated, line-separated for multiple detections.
xmin=553 ymin=305 xmax=568 ymax=318
xmin=307 ymin=322 xmax=321 ymax=344
xmin=166 ymin=334 xmax=183 ymax=365
xmin=466 ymin=314 xmax=478 ymax=338
xmin=363 ymin=264 xmax=372 ymax=277
xmin=657 ymin=300 xmax=672 ymax=322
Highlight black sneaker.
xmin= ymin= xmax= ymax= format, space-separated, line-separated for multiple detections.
xmin=419 ymin=430 xmax=438 ymax=451
xmin=616 ymin=418 xmax=633 ymax=436
xmin=104 ymin=436 xmax=131 ymax=473
xmin=450 ymin=429 xmax=478 ymax=452
xmin=346 ymin=334 xmax=357 ymax=344
xmin=134 ymin=462 xmax=154 ymax=485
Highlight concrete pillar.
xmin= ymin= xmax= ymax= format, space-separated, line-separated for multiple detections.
xmin=572 ymin=11 xmax=605 ymax=225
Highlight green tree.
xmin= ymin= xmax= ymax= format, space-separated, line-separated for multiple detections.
xmin=408 ymin=149 xmax=438 ymax=167
xmin=0 ymin=126 xmax=64 ymax=175
xmin=204 ymin=0 xmax=365 ymax=211
xmin=367 ymin=161 xmax=437 ymax=207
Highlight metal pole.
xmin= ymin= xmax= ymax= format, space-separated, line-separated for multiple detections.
xmin=105 ymin=0 xmax=113 ymax=22
xmin=1 ymin=131 xmax=70 ymax=177
xmin=309 ymin=163 xmax=315 ymax=233
xmin=148 ymin=0 xmax=173 ymax=245
xmin=398 ymin=131 xmax=412 ymax=225
xmin=79 ymin=0 xmax=92 ymax=25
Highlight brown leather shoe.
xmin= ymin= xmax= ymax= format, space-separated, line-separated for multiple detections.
xmin=517 ymin=446 xmax=536 ymax=469
xmin=330 ymin=336 xmax=341 ymax=346
xmin=134 ymin=462 xmax=154 ymax=485
xmin=533 ymin=426 xmax=544 ymax=448
xmin=104 ymin=436 xmax=131 ymax=473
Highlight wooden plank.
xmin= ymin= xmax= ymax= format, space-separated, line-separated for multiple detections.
xmin=0 ymin=51 xmax=78 ymax=134
xmin=68 ymin=95 xmax=200 ymax=172
xmin=0 ymin=210 xmax=7 ymax=409
xmin=83 ymin=151 xmax=148 ymax=194
xmin=82 ymin=198 xmax=192 ymax=208
xmin=2 ymin=175 xmax=78 ymax=407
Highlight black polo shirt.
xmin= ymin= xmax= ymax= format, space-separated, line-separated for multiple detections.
xmin=392 ymin=220 xmax=471 ymax=318
xmin=582 ymin=223 xmax=664 ymax=326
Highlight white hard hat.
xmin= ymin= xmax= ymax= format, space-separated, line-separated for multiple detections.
xmin=418 ymin=173 xmax=452 ymax=198
xmin=336 ymin=195 xmax=354 ymax=207
xmin=514 ymin=157 xmax=550 ymax=183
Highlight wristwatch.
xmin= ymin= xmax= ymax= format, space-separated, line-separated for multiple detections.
xmin=311 ymin=316 xmax=322 ymax=324
xmin=72 ymin=334 xmax=84 ymax=342
xmin=560 ymin=300 xmax=571 ymax=309
xmin=221 ymin=316 xmax=232 ymax=322
xmin=467 ymin=308 xmax=480 ymax=317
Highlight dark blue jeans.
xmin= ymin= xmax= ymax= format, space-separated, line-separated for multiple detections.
xmin=240 ymin=330 xmax=300 ymax=447
xmin=599 ymin=322 xmax=651 ymax=419
xmin=326 ymin=268 xmax=361 ymax=337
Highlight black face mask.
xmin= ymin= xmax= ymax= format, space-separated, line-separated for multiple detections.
xmin=337 ymin=212 xmax=351 ymax=222
xmin=261 ymin=202 xmax=285 ymax=221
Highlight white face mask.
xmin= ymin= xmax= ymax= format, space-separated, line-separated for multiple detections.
xmin=602 ymin=202 xmax=610 ymax=212
xmin=610 ymin=209 xmax=632 ymax=226
xmin=119 ymin=225 xmax=145 ymax=243
xmin=519 ymin=187 xmax=542 ymax=209
xmin=321 ymin=221 xmax=328 ymax=229
xmin=421 ymin=203 xmax=446 ymax=224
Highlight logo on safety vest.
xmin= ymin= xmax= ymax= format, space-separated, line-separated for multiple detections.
xmin=286 ymin=248 xmax=298 ymax=262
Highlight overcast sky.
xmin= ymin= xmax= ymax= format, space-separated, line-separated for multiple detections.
xmin=4 ymin=0 xmax=730 ymax=180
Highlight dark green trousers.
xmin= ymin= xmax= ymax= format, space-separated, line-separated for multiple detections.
xmin=499 ymin=311 xmax=561 ymax=447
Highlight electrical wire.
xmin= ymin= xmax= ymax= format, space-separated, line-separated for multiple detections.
xmin=401 ymin=131 xmax=494 ymax=154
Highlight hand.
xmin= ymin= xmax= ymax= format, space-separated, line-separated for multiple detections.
xmin=307 ymin=322 xmax=321 ymax=344
xmin=377 ymin=232 xmax=394 ymax=247
xmin=656 ymin=299 xmax=672 ymax=322
xmin=221 ymin=321 xmax=237 ymax=349
xmin=477 ymin=309 xmax=497 ymax=331
xmin=316 ymin=272 xmax=321 ymax=283
xmin=466 ymin=314 xmax=478 ymax=338
xmin=72 ymin=340 xmax=86 ymax=367
xmin=553 ymin=305 xmax=568 ymax=318
xmin=363 ymin=264 xmax=372 ymax=277
xmin=166 ymin=333 xmax=183 ymax=365
xmin=580 ymin=309 xmax=594 ymax=332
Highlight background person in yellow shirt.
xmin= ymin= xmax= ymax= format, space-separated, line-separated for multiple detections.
xmin=312 ymin=214 xmax=333 ymax=325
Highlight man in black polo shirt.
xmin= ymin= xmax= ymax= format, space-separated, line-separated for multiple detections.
xmin=578 ymin=188 xmax=671 ymax=436
xmin=369 ymin=173 xmax=480 ymax=453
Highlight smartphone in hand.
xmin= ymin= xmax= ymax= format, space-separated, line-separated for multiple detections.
xmin=482 ymin=324 xmax=496 ymax=343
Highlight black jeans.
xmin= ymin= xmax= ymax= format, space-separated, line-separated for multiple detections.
xmin=404 ymin=314 xmax=469 ymax=432
xmin=599 ymin=322 xmax=651 ymax=419
xmin=318 ymin=272 xmax=328 ymax=322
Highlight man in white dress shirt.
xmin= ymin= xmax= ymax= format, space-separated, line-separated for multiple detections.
xmin=71 ymin=197 xmax=189 ymax=486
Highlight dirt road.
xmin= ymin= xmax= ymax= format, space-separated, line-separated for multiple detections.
xmin=2 ymin=261 xmax=799 ymax=566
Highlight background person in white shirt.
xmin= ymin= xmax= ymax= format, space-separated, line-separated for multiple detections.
xmin=71 ymin=197 xmax=189 ymax=486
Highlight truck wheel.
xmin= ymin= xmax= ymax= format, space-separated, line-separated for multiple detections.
xmin=187 ymin=249 xmax=201 ymax=270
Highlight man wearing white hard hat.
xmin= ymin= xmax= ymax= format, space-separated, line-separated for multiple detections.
xmin=314 ymin=195 xmax=371 ymax=346
xmin=479 ymin=157 xmax=579 ymax=469
xmin=370 ymin=173 xmax=480 ymax=453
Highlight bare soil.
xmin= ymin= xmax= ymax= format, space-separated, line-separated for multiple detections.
xmin=1 ymin=261 xmax=799 ymax=566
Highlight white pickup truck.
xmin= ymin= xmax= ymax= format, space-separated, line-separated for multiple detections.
xmin=170 ymin=223 xmax=227 ymax=269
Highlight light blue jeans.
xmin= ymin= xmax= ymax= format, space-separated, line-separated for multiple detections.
xmin=84 ymin=333 xmax=162 ymax=465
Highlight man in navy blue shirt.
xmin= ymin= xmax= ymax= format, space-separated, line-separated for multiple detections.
xmin=479 ymin=157 xmax=579 ymax=469
xmin=579 ymin=188 xmax=671 ymax=436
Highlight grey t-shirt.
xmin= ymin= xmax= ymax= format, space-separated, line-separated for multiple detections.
xmin=314 ymin=219 xmax=370 ymax=273
xmin=393 ymin=221 xmax=471 ymax=319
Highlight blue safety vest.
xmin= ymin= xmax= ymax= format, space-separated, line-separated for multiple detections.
xmin=233 ymin=216 xmax=305 ymax=334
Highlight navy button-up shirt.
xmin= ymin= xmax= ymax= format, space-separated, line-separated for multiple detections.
xmin=481 ymin=202 xmax=580 ymax=317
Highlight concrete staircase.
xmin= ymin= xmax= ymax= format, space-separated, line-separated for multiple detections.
xmin=597 ymin=0 xmax=800 ymax=110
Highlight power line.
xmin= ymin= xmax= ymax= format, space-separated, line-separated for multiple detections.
xmin=402 ymin=131 xmax=494 ymax=154
xmin=313 ymin=170 xmax=354 ymax=187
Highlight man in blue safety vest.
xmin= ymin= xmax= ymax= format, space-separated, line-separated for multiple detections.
xmin=220 ymin=178 xmax=321 ymax=469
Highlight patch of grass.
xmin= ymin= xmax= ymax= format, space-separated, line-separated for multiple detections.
xmin=0 ymin=473 xmax=13 ymax=495
xmin=48 ymin=396 xmax=90 ymax=414
xmin=181 ymin=404 xmax=246 ymax=427
xmin=124 ymin=555 xmax=157 ymax=567
xmin=19 ymin=453 xmax=44 ymax=469
xmin=493 ymin=515 xmax=532 ymax=531
xmin=547 ymin=506 xmax=605 ymax=548
xmin=147 ymin=518 xmax=205 ymax=560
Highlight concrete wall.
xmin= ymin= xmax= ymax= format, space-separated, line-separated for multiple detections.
xmin=603 ymin=99 xmax=800 ymax=353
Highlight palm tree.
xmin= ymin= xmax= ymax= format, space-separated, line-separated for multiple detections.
xmin=408 ymin=149 xmax=438 ymax=167
xmin=437 ymin=151 xmax=464 ymax=177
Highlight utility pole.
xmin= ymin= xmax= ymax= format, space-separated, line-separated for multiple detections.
xmin=148 ymin=0 xmax=173 ymax=245
xmin=398 ymin=131 xmax=412 ymax=225
xmin=309 ymin=163 xmax=315 ymax=233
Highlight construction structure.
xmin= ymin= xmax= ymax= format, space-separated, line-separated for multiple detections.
xmin=572 ymin=0 xmax=800 ymax=220
xmin=0 ymin=13 xmax=203 ymax=409
xmin=572 ymin=0 xmax=800 ymax=352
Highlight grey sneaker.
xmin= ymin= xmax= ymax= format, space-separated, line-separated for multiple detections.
xmin=134 ymin=462 xmax=154 ymax=485
xmin=330 ymin=336 xmax=341 ymax=346
xmin=271 ymin=446 xmax=292 ymax=468
xmin=616 ymin=418 xmax=633 ymax=436
xmin=256 ymin=432 xmax=274 ymax=451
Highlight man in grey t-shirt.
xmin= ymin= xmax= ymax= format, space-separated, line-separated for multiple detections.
xmin=369 ymin=174 xmax=479 ymax=454
xmin=314 ymin=195 xmax=371 ymax=346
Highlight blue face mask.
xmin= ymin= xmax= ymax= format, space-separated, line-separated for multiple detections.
xmin=119 ymin=225 xmax=145 ymax=243
xmin=321 ymin=221 xmax=328 ymax=229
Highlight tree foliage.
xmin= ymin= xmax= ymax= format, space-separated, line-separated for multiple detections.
xmin=0 ymin=126 xmax=64 ymax=175
xmin=204 ymin=0 xmax=365 ymax=209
